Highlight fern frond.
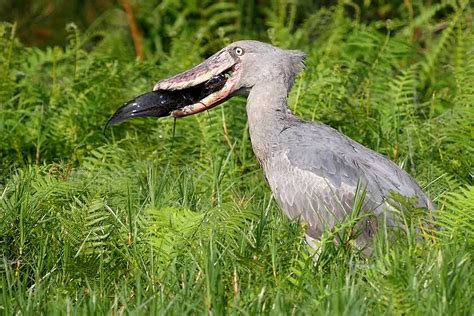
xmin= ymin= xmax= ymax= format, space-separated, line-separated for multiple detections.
xmin=437 ymin=186 xmax=474 ymax=244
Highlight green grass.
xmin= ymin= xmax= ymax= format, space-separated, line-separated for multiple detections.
xmin=1 ymin=1 xmax=473 ymax=314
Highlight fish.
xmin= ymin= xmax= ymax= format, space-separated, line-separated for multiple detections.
xmin=106 ymin=73 xmax=227 ymax=128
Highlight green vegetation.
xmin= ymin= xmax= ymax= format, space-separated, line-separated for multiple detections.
xmin=1 ymin=1 xmax=473 ymax=314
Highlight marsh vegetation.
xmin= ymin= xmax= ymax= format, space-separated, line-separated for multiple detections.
xmin=0 ymin=1 xmax=473 ymax=314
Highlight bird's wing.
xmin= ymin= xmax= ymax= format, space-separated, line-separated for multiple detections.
xmin=264 ymin=121 xmax=432 ymax=243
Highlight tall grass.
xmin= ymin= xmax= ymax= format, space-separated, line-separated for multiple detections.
xmin=1 ymin=1 xmax=473 ymax=314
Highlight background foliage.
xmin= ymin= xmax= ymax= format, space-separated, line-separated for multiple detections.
xmin=0 ymin=0 xmax=473 ymax=314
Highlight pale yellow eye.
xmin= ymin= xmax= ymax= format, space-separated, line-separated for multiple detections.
xmin=234 ymin=47 xmax=244 ymax=56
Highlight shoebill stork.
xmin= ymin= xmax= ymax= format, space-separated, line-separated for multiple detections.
xmin=107 ymin=40 xmax=433 ymax=254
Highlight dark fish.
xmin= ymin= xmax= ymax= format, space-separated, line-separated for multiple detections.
xmin=106 ymin=73 xmax=227 ymax=128
xmin=201 ymin=73 xmax=227 ymax=94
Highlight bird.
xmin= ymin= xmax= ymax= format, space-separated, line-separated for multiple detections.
xmin=108 ymin=40 xmax=434 ymax=254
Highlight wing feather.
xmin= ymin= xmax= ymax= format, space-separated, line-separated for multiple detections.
xmin=262 ymin=121 xmax=432 ymax=249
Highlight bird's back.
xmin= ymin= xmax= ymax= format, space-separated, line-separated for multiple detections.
xmin=261 ymin=118 xmax=433 ymax=252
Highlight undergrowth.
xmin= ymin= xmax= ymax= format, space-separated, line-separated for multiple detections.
xmin=0 ymin=1 xmax=473 ymax=315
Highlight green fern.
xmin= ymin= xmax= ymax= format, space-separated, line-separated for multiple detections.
xmin=437 ymin=186 xmax=474 ymax=244
xmin=1 ymin=1 xmax=473 ymax=314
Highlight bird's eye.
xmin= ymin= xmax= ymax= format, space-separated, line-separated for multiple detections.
xmin=234 ymin=47 xmax=244 ymax=56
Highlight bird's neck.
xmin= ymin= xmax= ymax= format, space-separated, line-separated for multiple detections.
xmin=246 ymin=80 xmax=293 ymax=163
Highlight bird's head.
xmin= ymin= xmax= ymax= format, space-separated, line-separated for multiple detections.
xmin=233 ymin=40 xmax=306 ymax=94
xmin=106 ymin=40 xmax=305 ymax=126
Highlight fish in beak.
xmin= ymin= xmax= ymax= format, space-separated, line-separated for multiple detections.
xmin=106 ymin=48 xmax=242 ymax=128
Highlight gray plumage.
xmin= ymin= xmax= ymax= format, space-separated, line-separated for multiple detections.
xmin=229 ymin=41 xmax=433 ymax=253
